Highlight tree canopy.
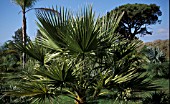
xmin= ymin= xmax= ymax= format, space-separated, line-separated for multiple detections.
xmin=108 ymin=3 xmax=162 ymax=40
xmin=12 ymin=0 xmax=38 ymax=9
xmin=12 ymin=28 xmax=30 ymax=44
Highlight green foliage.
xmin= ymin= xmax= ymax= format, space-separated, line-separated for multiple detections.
xmin=140 ymin=45 xmax=169 ymax=79
xmin=16 ymin=40 xmax=46 ymax=65
xmin=142 ymin=91 xmax=169 ymax=104
xmin=108 ymin=3 xmax=162 ymax=40
xmin=0 ymin=42 xmax=21 ymax=71
xmin=142 ymin=46 xmax=166 ymax=63
xmin=144 ymin=39 xmax=169 ymax=60
xmin=147 ymin=62 xmax=169 ymax=79
xmin=4 ymin=6 xmax=160 ymax=104
xmin=0 ymin=27 xmax=32 ymax=103
xmin=12 ymin=28 xmax=31 ymax=44
xmin=0 ymin=42 xmax=23 ymax=104
xmin=153 ymin=79 xmax=169 ymax=93
xmin=12 ymin=0 xmax=38 ymax=9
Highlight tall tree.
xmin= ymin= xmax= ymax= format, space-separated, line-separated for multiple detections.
xmin=12 ymin=28 xmax=30 ymax=44
xmin=108 ymin=3 xmax=162 ymax=40
xmin=12 ymin=0 xmax=39 ymax=68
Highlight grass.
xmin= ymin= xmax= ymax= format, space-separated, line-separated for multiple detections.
xmin=52 ymin=96 xmax=74 ymax=104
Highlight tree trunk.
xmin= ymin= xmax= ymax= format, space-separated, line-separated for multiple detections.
xmin=22 ymin=9 xmax=26 ymax=68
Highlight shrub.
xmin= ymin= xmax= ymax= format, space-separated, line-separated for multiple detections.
xmin=147 ymin=61 xmax=169 ymax=79
xmin=142 ymin=91 xmax=169 ymax=104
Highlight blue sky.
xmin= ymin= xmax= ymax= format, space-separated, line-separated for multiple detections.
xmin=0 ymin=0 xmax=169 ymax=45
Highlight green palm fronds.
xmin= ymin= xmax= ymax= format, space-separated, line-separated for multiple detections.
xmin=12 ymin=0 xmax=38 ymax=9
xmin=5 ymin=6 xmax=160 ymax=104
xmin=16 ymin=40 xmax=46 ymax=64
xmin=36 ymin=6 xmax=124 ymax=56
xmin=7 ymin=82 xmax=58 ymax=104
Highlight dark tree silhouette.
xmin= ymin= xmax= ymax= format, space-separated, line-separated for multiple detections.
xmin=108 ymin=3 xmax=162 ymax=40
xmin=12 ymin=28 xmax=30 ymax=44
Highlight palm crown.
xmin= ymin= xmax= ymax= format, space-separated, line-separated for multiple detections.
xmin=6 ymin=6 xmax=159 ymax=104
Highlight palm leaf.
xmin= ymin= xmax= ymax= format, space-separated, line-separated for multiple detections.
xmin=15 ymin=40 xmax=46 ymax=64
xmin=34 ymin=59 xmax=75 ymax=88
xmin=6 ymin=82 xmax=58 ymax=104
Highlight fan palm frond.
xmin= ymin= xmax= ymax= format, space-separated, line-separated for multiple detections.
xmin=15 ymin=40 xmax=46 ymax=64
xmin=6 ymin=82 xmax=58 ymax=104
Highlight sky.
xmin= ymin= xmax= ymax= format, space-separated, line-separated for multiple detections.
xmin=0 ymin=0 xmax=169 ymax=45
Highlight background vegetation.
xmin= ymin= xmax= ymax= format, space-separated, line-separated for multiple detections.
xmin=0 ymin=1 xmax=169 ymax=104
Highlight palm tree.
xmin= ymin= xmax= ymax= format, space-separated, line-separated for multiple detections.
xmin=12 ymin=0 xmax=39 ymax=68
xmin=7 ymin=6 xmax=159 ymax=104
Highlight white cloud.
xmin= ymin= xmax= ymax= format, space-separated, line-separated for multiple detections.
xmin=139 ymin=28 xmax=169 ymax=42
xmin=157 ymin=28 xmax=169 ymax=34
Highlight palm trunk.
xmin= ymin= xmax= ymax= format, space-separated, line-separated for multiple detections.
xmin=75 ymin=53 xmax=87 ymax=104
xmin=75 ymin=95 xmax=86 ymax=104
xmin=22 ymin=9 xmax=26 ymax=68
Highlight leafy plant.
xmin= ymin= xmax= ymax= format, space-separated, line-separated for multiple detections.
xmin=147 ymin=62 xmax=169 ymax=79
xmin=5 ymin=6 xmax=159 ymax=104
xmin=142 ymin=91 xmax=169 ymax=104
xmin=142 ymin=46 xmax=166 ymax=63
